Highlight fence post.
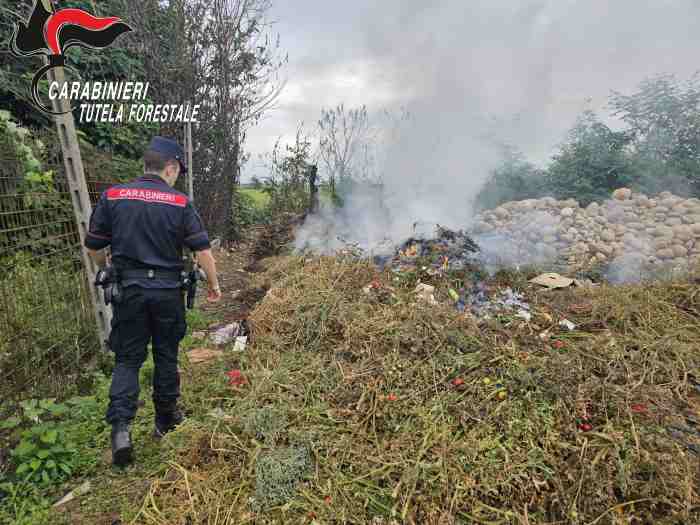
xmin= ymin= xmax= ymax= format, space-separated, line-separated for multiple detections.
xmin=308 ymin=164 xmax=319 ymax=214
xmin=46 ymin=62 xmax=112 ymax=351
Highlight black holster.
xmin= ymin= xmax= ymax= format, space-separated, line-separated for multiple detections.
xmin=181 ymin=268 xmax=198 ymax=310
xmin=95 ymin=266 xmax=122 ymax=305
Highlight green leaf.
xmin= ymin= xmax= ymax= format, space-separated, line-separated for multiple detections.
xmin=20 ymin=399 xmax=38 ymax=410
xmin=38 ymin=399 xmax=56 ymax=410
xmin=30 ymin=459 xmax=42 ymax=470
xmin=0 ymin=417 xmax=20 ymax=430
xmin=37 ymin=449 xmax=50 ymax=459
xmin=14 ymin=440 xmax=36 ymax=457
xmin=15 ymin=463 xmax=29 ymax=475
xmin=42 ymin=470 xmax=50 ymax=484
xmin=40 ymin=430 xmax=57 ymax=444
xmin=48 ymin=404 xmax=68 ymax=417
xmin=58 ymin=463 xmax=71 ymax=475
xmin=45 ymin=459 xmax=56 ymax=469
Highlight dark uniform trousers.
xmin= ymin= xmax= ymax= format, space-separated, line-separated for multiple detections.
xmin=106 ymin=286 xmax=187 ymax=425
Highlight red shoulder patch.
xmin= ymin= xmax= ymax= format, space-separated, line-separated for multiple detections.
xmin=107 ymin=188 xmax=187 ymax=208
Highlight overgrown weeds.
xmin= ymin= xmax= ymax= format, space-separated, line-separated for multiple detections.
xmin=123 ymin=256 xmax=700 ymax=523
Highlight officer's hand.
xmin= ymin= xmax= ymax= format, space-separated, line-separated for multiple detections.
xmin=207 ymin=286 xmax=222 ymax=303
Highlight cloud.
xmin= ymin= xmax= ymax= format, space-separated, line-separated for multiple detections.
xmin=245 ymin=0 xmax=700 ymax=185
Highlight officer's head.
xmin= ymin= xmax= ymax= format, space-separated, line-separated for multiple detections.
xmin=144 ymin=137 xmax=188 ymax=187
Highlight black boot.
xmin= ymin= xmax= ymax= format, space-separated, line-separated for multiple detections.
xmin=153 ymin=406 xmax=184 ymax=439
xmin=111 ymin=421 xmax=133 ymax=467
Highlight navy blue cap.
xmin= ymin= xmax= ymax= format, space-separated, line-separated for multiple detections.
xmin=147 ymin=136 xmax=188 ymax=174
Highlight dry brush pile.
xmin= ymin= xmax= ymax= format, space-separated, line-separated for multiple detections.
xmin=131 ymin=253 xmax=700 ymax=525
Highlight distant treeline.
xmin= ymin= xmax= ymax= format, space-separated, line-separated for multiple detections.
xmin=476 ymin=74 xmax=700 ymax=209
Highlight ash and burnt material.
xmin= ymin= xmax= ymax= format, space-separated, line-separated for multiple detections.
xmin=373 ymin=225 xmax=481 ymax=272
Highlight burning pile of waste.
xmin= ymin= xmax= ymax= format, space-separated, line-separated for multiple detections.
xmin=378 ymin=225 xmax=481 ymax=272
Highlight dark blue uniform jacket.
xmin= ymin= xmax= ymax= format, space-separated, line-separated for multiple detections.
xmin=85 ymin=175 xmax=210 ymax=288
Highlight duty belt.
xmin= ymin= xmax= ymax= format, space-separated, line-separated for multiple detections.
xmin=119 ymin=269 xmax=185 ymax=282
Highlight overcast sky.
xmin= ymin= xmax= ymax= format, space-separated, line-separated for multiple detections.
xmin=242 ymin=0 xmax=700 ymax=183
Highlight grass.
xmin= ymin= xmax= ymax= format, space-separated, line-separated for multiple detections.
xmin=3 ymin=256 xmax=699 ymax=524
xmin=240 ymin=188 xmax=271 ymax=209
xmin=77 ymin=256 xmax=697 ymax=525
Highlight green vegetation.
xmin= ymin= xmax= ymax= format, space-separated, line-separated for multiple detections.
xmin=241 ymin=188 xmax=271 ymax=209
xmin=1 ymin=247 xmax=698 ymax=523
xmin=2 ymin=399 xmax=76 ymax=486
xmin=477 ymin=74 xmax=700 ymax=209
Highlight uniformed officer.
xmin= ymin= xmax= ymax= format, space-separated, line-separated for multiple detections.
xmin=85 ymin=136 xmax=222 ymax=467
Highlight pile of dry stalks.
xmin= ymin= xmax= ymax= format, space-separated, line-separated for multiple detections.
xmin=134 ymin=255 xmax=700 ymax=525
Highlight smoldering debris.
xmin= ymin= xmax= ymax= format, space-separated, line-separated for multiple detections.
xmin=454 ymin=283 xmax=532 ymax=321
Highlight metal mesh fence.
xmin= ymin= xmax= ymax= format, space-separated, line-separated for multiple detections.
xmin=0 ymin=129 xmax=115 ymax=403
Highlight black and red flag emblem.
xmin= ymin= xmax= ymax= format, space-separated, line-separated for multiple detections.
xmin=11 ymin=0 xmax=133 ymax=114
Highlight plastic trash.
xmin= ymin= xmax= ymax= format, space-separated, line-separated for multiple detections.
xmin=54 ymin=481 xmax=91 ymax=507
xmin=233 ymin=336 xmax=248 ymax=352
xmin=559 ymin=319 xmax=576 ymax=331
xmin=414 ymin=283 xmax=438 ymax=305
xmin=211 ymin=322 xmax=242 ymax=345
xmin=529 ymin=273 xmax=574 ymax=289
xmin=516 ymin=309 xmax=532 ymax=321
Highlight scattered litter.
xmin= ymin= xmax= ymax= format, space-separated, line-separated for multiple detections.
xmin=630 ymin=403 xmax=648 ymax=414
xmin=233 ymin=336 xmax=248 ymax=352
xmin=226 ymin=369 xmax=247 ymax=387
xmin=188 ymin=347 xmax=224 ymax=364
xmin=448 ymin=288 xmax=460 ymax=302
xmin=54 ymin=481 xmax=91 ymax=507
xmin=361 ymin=279 xmax=396 ymax=302
xmin=516 ymin=309 xmax=532 ymax=322
xmin=414 ymin=283 xmax=438 ymax=305
xmin=191 ymin=331 xmax=207 ymax=340
xmin=690 ymin=378 xmax=700 ymax=395
xmin=211 ymin=322 xmax=247 ymax=345
xmin=529 ymin=273 xmax=574 ymax=289
xmin=559 ymin=319 xmax=577 ymax=331
xmin=539 ymin=330 xmax=552 ymax=341
xmin=362 ymin=279 xmax=383 ymax=295
xmin=210 ymin=238 xmax=222 ymax=250
xmin=463 ymin=286 xmax=531 ymax=320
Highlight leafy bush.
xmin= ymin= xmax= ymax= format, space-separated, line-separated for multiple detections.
xmin=475 ymin=145 xmax=547 ymax=210
xmin=1 ymin=399 xmax=77 ymax=486
xmin=233 ymin=189 xmax=271 ymax=228
xmin=261 ymin=131 xmax=314 ymax=216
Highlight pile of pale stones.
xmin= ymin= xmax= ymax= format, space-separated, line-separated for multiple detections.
xmin=471 ymin=188 xmax=700 ymax=270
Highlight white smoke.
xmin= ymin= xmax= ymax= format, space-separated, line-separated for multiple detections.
xmin=288 ymin=0 xmax=700 ymax=260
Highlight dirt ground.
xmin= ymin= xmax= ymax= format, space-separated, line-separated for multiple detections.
xmin=198 ymin=228 xmax=271 ymax=325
